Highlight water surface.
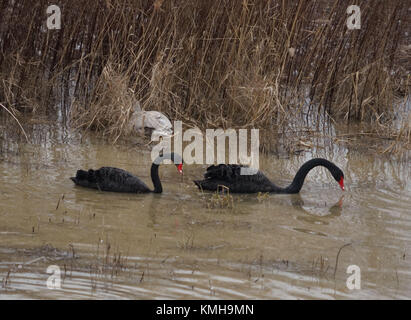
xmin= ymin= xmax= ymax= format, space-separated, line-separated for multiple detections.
xmin=0 ymin=123 xmax=410 ymax=299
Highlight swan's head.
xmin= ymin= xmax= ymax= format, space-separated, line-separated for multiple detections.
xmin=169 ymin=152 xmax=183 ymax=175
xmin=332 ymin=169 xmax=344 ymax=191
xmin=154 ymin=152 xmax=184 ymax=175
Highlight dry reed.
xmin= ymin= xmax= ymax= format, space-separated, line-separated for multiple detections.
xmin=0 ymin=0 xmax=409 ymax=145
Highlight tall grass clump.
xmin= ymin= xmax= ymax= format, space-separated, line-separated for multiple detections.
xmin=0 ymin=0 xmax=409 ymax=142
xmin=70 ymin=63 xmax=136 ymax=142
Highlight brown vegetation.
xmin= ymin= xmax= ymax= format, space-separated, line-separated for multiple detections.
xmin=0 ymin=0 xmax=409 ymax=145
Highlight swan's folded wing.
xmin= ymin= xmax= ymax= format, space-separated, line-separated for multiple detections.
xmin=204 ymin=164 xmax=271 ymax=184
xmin=95 ymin=167 xmax=151 ymax=193
xmin=197 ymin=164 xmax=273 ymax=193
xmin=204 ymin=164 xmax=242 ymax=181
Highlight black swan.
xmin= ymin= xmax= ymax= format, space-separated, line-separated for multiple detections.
xmin=193 ymin=158 xmax=344 ymax=194
xmin=70 ymin=152 xmax=183 ymax=193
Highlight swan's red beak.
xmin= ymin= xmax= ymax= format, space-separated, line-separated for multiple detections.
xmin=177 ymin=163 xmax=183 ymax=175
xmin=339 ymin=177 xmax=345 ymax=191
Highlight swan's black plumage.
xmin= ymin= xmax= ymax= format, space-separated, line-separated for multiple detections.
xmin=71 ymin=167 xmax=152 ymax=193
xmin=71 ymin=153 xmax=183 ymax=193
xmin=193 ymin=158 xmax=344 ymax=194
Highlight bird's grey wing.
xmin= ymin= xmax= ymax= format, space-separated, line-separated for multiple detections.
xmin=144 ymin=111 xmax=172 ymax=131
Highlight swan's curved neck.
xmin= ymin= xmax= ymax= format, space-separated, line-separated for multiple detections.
xmin=151 ymin=163 xmax=162 ymax=193
xmin=150 ymin=152 xmax=183 ymax=193
xmin=279 ymin=158 xmax=337 ymax=194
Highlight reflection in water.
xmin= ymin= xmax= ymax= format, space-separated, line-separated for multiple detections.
xmin=0 ymin=121 xmax=410 ymax=299
xmin=293 ymin=195 xmax=344 ymax=230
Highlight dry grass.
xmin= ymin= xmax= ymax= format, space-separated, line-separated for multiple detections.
xmin=70 ymin=63 xmax=137 ymax=142
xmin=0 ymin=0 xmax=409 ymax=146
xmin=206 ymin=185 xmax=235 ymax=209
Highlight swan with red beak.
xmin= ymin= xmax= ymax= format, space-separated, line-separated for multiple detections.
xmin=71 ymin=152 xmax=183 ymax=193
xmin=194 ymin=158 xmax=345 ymax=194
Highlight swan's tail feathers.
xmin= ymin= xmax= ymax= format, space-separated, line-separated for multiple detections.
xmin=78 ymin=169 xmax=93 ymax=179
xmin=71 ymin=169 xmax=96 ymax=186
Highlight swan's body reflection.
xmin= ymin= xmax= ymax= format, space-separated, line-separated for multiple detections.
xmin=291 ymin=194 xmax=344 ymax=228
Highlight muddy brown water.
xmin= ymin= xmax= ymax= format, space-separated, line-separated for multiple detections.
xmin=0 ymin=124 xmax=410 ymax=299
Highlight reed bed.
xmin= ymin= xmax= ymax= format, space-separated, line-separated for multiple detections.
xmin=0 ymin=0 xmax=409 ymax=145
